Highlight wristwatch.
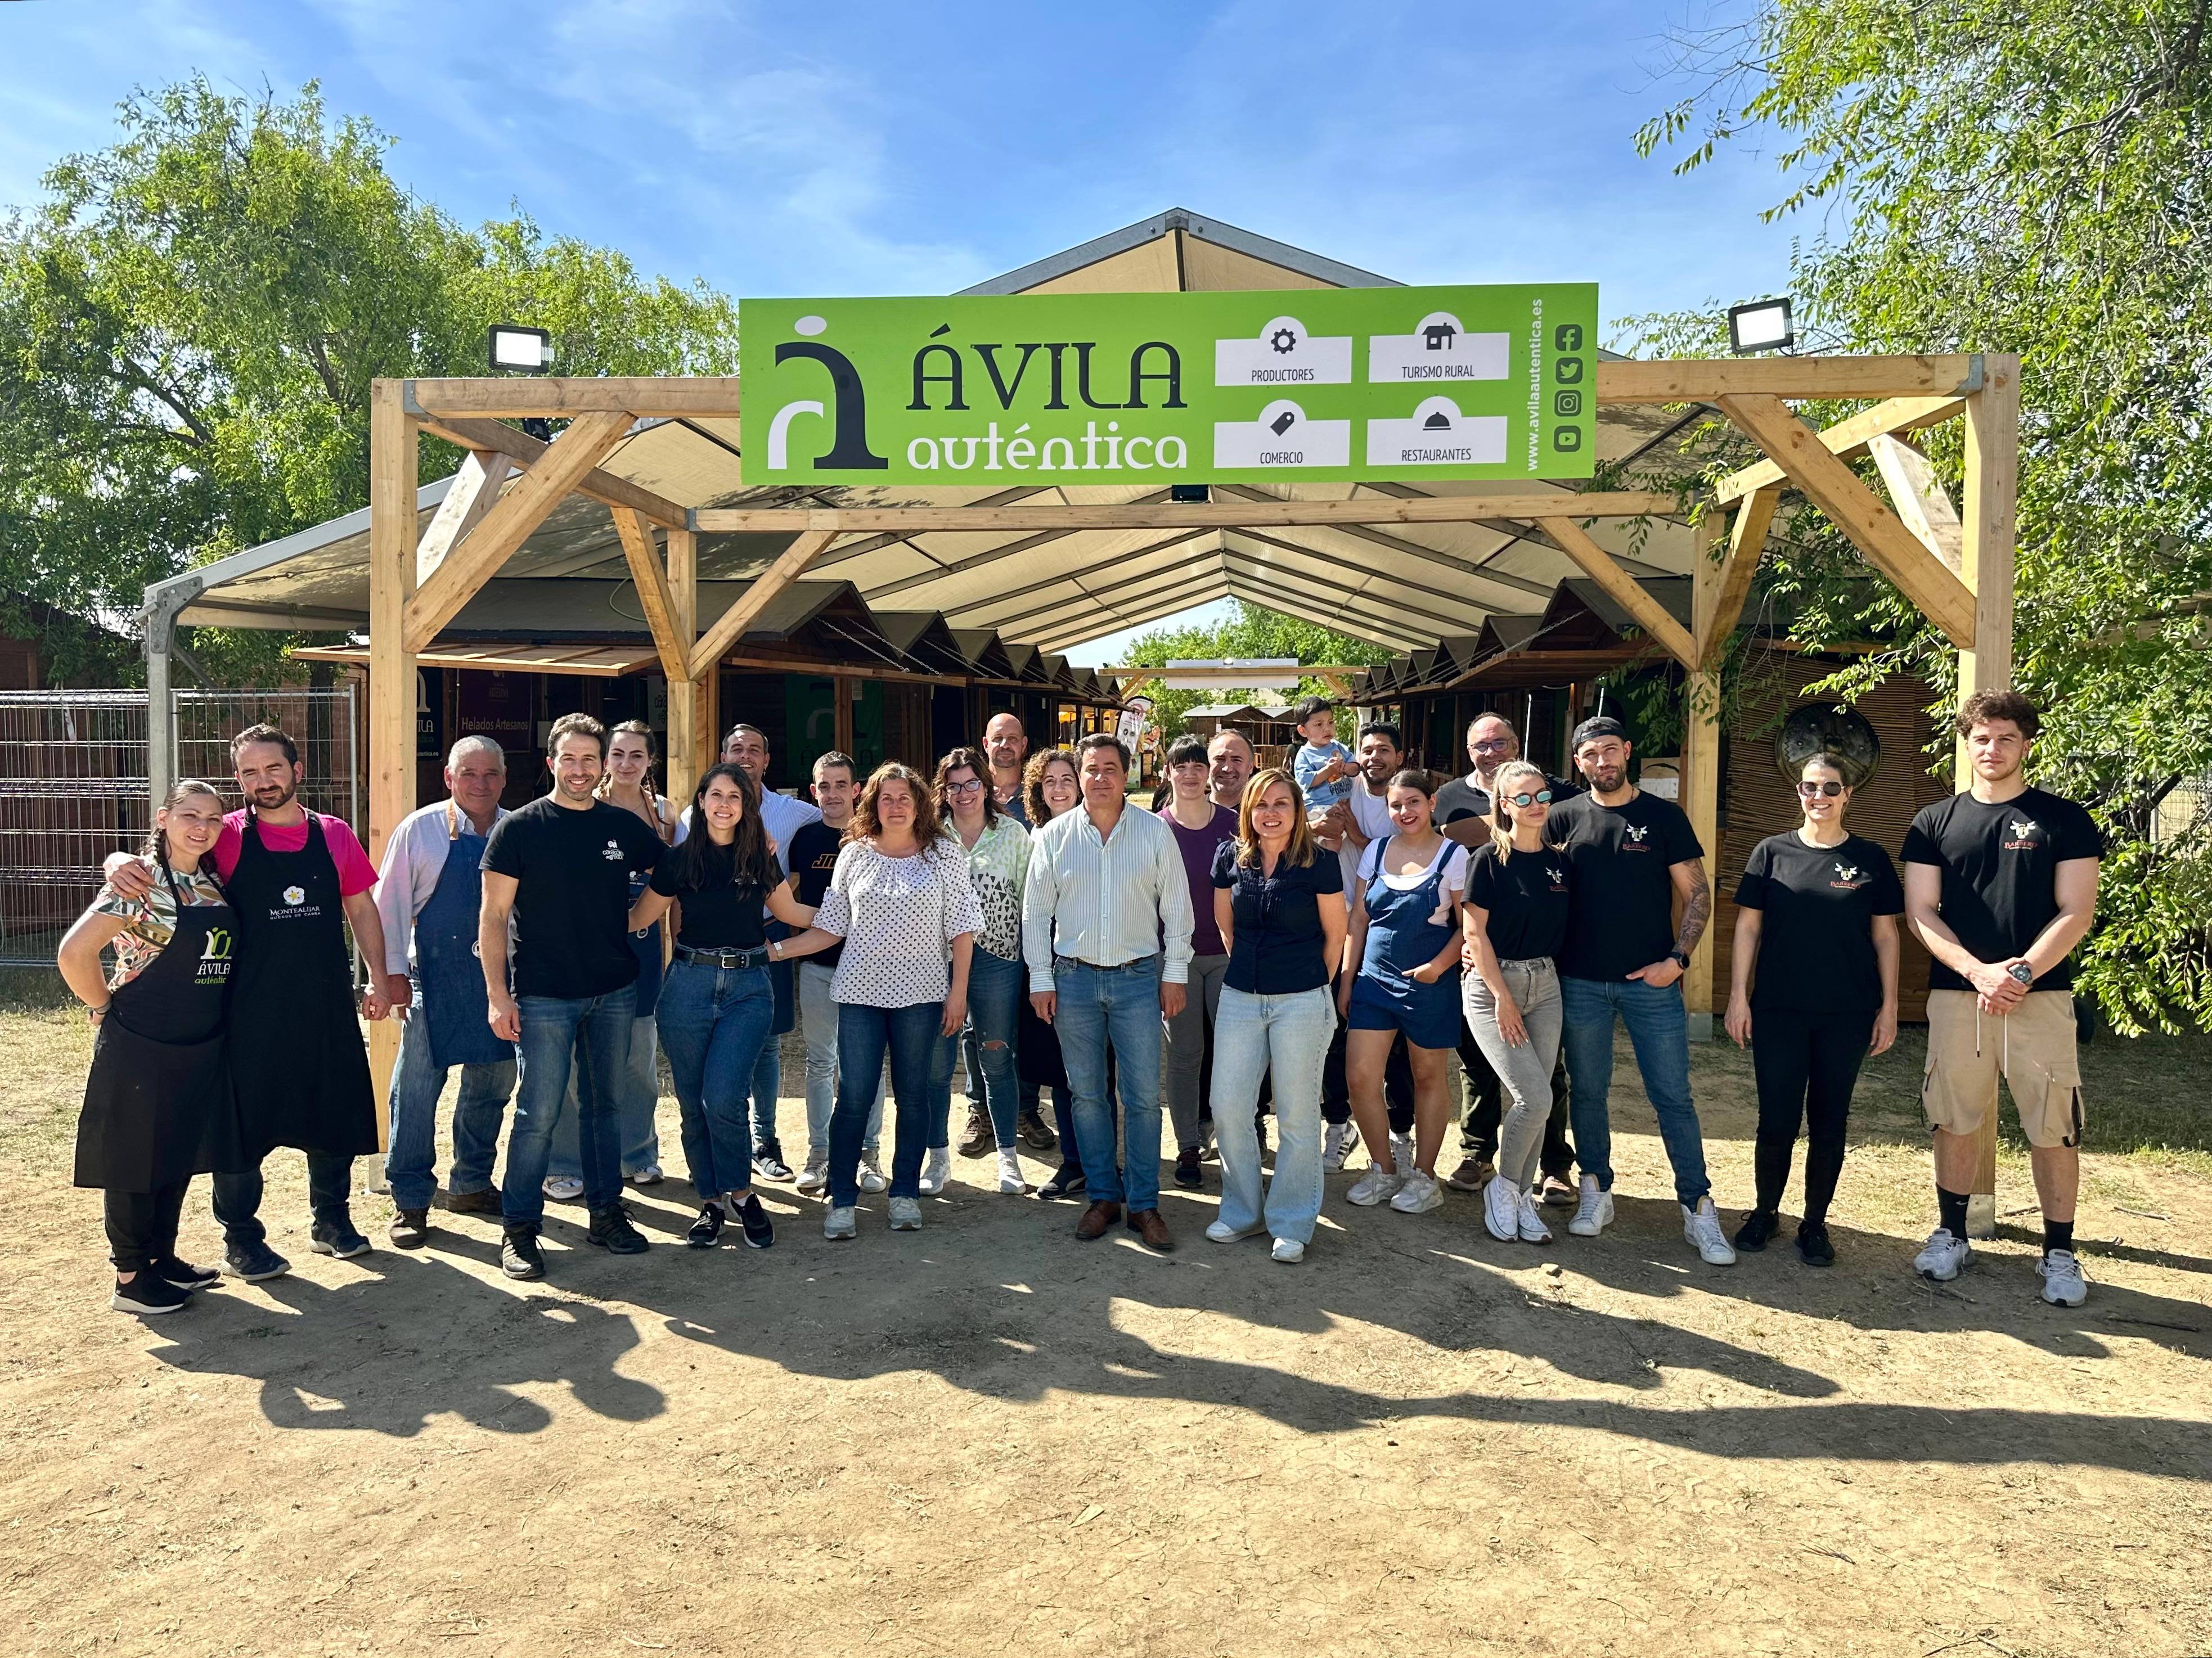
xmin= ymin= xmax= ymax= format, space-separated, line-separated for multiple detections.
xmin=1669 ymin=949 xmax=1691 ymax=970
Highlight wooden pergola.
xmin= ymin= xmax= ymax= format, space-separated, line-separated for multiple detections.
xmin=365 ymin=346 xmax=2018 ymax=1191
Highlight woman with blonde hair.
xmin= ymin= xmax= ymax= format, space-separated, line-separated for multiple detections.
xmin=1204 ymin=768 xmax=1346 ymax=1261
xmin=1460 ymin=760 xmax=1572 ymax=1245
xmin=1019 ymin=747 xmax=1087 ymax=1197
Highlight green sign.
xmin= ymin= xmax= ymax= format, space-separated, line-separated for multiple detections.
xmin=737 ymin=283 xmax=1598 ymax=486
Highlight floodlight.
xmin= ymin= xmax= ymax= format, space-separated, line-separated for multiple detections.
xmin=1169 ymin=484 xmax=1211 ymax=503
xmin=488 ymin=324 xmax=554 ymax=373
xmin=1727 ymin=298 xmax=1795 ymax=355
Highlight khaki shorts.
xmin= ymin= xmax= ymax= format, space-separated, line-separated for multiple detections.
xmin=1923 ymin=989 xmax=2084 ymax=1149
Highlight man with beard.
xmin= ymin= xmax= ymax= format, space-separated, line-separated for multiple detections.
xmin=984 ymin=713 xmax=1032 ymax=827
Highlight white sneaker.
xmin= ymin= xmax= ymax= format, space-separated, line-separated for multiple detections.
xmin=1390 ymin=1169 xmax=1443 ymax=1214
xmin=1389 ymin=1132 xmax=1415 ymax=1177
xmin=822 ymin=1206 xmax=857 ymax=1240
xmin=1482 ymin=1173 xmax=1520 ymax=1241
xmin=918 ymin=1147 xmax=952 ymax=1196
xmin=794 ymin=1152 xmax=829 ymax=1195
xmin=628 ymin=1164 xmax=663 ymax=1187
xmin=1684 ymin=1198 xmax=1737 ymax=1265
xmin=888 ymin=1196 xmax=922 ymax=1230
xmin=541 ymin=1176 xmax=585 ymax=1202
xmin=1346 ymin=1163 xmax=1404 ymax=1207
xmin=1270 ymin=1236 xmax=1305 ymax=1264
xmin=858 ymin=1156 xmax=889 ymax=1195
xmin=1322 ymin=1121 xmax=1356 ymax=1173
xmin=1516 ymin=1190 xmax=1553 ymax=1245
xmin=1913 ymin=1227 xmax=1972 ymax=1282
xmin=1206 ymin=1218 xmax=1265 ymax=1244
xmin=2037 ymin=1249 xmax=2088 ymax=1306
xmin=1567 ymin=1174 xmax=1613 ymax=1237
xmin=995 ymin=1148 xmax=1026 ymax=1195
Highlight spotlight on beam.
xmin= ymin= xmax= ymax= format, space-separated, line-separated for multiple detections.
xmin=488 ymin=324 xmax=554 ymax=374
xmin=1727 ymin=297 xmax=1795 ymax=356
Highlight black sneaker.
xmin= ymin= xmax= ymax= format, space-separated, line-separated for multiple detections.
xmin=111 ymin=1274 xmax=191 ymax=1316
xmin=310 ymin=1215 xmax=372 ymax=1260
xmin=222 ymin=1240 xmax=291 ymax=1283
xmin=957 ymin=1107 xmax=994 ymax=1158
xmin=389 ymin=1208 xmax=430 ymax=1250
xmin=501 ymin=1227 xmax=545 ymax=1280
xmin=1173 ymin=1146 xmax=1204 ymax=1190
xmin=686 ymin=1204 xmax=725 ymax=1249
xmin=586 ymin=1204 xmax=649 ymax=1255
xmin=1017 ymin=1109 xmax=1058 ymax=1151
xmin=443 ymin=1187 xmax=502 ymax=1215
xmin=1038 ymin=1162 xmax=1087 ymax=1200
xmin=1795 ymin=1218 xmax=1836 ymax=1268
xmin=735 ymin=1192 xmax=774 ymax=1249
xmin=752 ymin=1142 xmax=793 ymax=1182
xmin=1733 ymin=1209 xmax=1780 ymax=1252
xmin=150 ymin=1255 xmax=221 ymax=1291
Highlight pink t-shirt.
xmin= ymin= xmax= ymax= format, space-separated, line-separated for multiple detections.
xmin=214 ymin=809 xmax=378 ymax=896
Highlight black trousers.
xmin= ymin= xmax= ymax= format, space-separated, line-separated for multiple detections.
xmin=1457 ymin=1013 xmax=1574 ymax=1177
xmin=213 ymin=1149 xmax=354 ymax=1244
xmin=1321 ymin=1024 xmax=1415 ymax=1133
xmin=105 ymin=1179 xmax=190 ymax=1274
xmin=1750 ymin=1005 xmax=1871 ymax=1224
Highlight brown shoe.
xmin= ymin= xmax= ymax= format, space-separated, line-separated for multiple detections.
xmin=1017 ymin=1109 xmax=1058 ymax=1151
xmin=1540 ymin=1173 xmax=1576 ymax=1208
xmin=1076 ymin=1200 xmax=1123 ymax=1241
xmin=443 ymin=1187 xmax=502 ymax=1215
xmin=1445 ymin=1156 xmax=1495 ymax=1192
xmin=957 ymin=1106 xmax=993 ymax=1158
xmin=1126 ymin=1208 xmax=1174 ymax=1251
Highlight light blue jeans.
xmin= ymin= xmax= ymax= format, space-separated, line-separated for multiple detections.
xmin=1208 ymin=984 xmax=1333 ymax=1243
xmin=383 ymin=990 xmax=516 ymax=1211
xmin=798 ymin=959 xmax=882 ymax=1161
xmin=1053 ymin=954 xmax=1166 ymax=1212
xmin=547 ymin=1013 xmax=661 ymax=1182
xmin=655 ymin=958 xmax=775 ymax=1200
xmin=1559 ymin=974 xmax=1710 ymax=1207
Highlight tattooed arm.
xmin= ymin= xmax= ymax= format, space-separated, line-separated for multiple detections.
xmin=1630 ymin=857 xmax=1710 ymax=988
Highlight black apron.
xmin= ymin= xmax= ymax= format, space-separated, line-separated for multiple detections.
xmin=74 ymin=878 xmax=238 ymax=1191
xmin=226 ymin=812 xmax=380 ymax=1159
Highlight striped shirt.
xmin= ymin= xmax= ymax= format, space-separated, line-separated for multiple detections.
xmin=1022 ymin=802 xmax=1194 ymax=991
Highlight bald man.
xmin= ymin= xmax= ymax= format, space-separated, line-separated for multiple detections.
xmin=1206 ymin=729 xmax=1255 ymax=814
xmin=984 ymin=713 xmax=1031 ymax=826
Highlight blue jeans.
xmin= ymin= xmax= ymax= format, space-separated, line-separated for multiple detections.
xmin=1053 ymin=954 xmax=1166 ymax=1211
xmin=1559 ymin=975 xmax=1710 ymax=1206
xmin=501 ymin=984 xmax=637 ymax=1230
xmin=547 ymin=1013 xmax=660 ymax=1182
xmin=798 ymin=959 xmax=882 ymax=1160
xmin=932 ymin=948 xmax=1024 ymax=1151
xmin=655 ymin=958 xmax=775 ymax=1201
xmin=383 ymin=992 xmax=516 ymax=1211
xmin=829 ymin=1001 xmax=942 ymax=1207
xmin=1209 ymin=985 xmax=1333 ymax=1243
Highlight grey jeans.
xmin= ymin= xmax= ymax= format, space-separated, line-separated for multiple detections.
xmin=1161 ymin=952 xmax=1229 ymax=1151
xmin=1462 ymin=957 xmax=1564 ymax=1191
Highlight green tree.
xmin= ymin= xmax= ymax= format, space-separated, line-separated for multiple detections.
xmin=1119 ymin=601 xmax=1392 ymax=741
xmin=0 ymin=78 xmax=738 ymax=681
xmin=1628 ymin=1 xmax=2212 ymax=1032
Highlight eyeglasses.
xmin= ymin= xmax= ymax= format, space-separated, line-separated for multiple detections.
xmin=1471 ymin=738 xmax=1514 ymax=754
xmin=1504 ymin=790 xmax=1553 ymax=808
xmin=1795 ymin=780 xmax=1846 ymax=798
xmin=946 ymin=777 xmax=985 ymax=795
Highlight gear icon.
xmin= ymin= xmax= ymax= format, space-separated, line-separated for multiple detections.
xmin=1269 ymin=327 xmax=1297 ymax=354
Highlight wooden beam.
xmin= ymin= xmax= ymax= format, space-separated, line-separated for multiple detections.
xmin=416 ymin=410 xmax=686 ymax=528
xmin=1868 ymin=433 xmax=1965 ymax=573
xmin=408 ymin=377 xmax=744 ymax=419
xmin=693 ymin=492 xmax=1677 ymax=535
xmin=1679 ymin=666 xmax=1721 ymax=1036
xmin=366 ymin=381 xmax=418 ymax=1148
xmin=663 ymin=525 xmax=702 ymax=805
xmin=1598 ymin=355 xmax=1980 ymax=406
xmin=612 ymin=507 xmax=690 ymax=688
xmin=416 ymin=450 xmax=515 ymax=586
xmin=1716 ymin=394 xmax=1979 ymax=647
xmin=404 ymin=409 xmax=635 ymax=653
xmin=1715 ymin=395 xmax=1966 ymax=502
xmin=1535 ymin=516 xmax=1699 ymax=669
xmin=1697 ymin=486 xmax=1779 ymax=670
xmin=690 ymin=529 xmax=836 ymax=680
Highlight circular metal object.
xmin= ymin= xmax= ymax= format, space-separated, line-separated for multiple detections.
xmin=1775 ymin=700 xmax=1880 ymax=787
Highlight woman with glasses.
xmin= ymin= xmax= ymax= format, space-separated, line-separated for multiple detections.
xmin=1724 ymin=752 xmax=1903 ymax=1266
xmin=1460 ymin=762 xmax=1572 ymax=1246
xmin=1020 ymin=749 xmax=1090 ymax=1199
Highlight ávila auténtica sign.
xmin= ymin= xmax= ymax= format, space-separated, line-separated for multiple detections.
xmin=737 ymin=285 xmax=1599 ymax=486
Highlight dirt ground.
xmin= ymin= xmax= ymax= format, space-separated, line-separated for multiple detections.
xmin=2 ymin=995 xmax=2208 ymax=1658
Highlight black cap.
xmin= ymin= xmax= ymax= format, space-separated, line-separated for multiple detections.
xmin=1570 ymin=715 xmax=1628 ymax=754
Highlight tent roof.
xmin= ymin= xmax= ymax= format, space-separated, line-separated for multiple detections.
xmin=147 ymin=209 xmax=1708 ymax=659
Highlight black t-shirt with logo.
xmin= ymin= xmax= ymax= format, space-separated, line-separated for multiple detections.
xmin=1464 ymin=842 xmax=1571 ymax=962
xmin=1433 ymin=771 xmax=1577 ymax=828
xmin=1733 ymin=831 xmax=1904 ymax=1013
xmin=1547 ymin=789 xmax=1705 ymax=981
xmin=482 ymin=796 xmax=666 ymax=1000
xmin=650 ymin=842 xmax=769 ymax=953
xmin=785 ymin=818 xmax=846 ymax=969
xmin=1900 ymin=787 xmax=2103 ymax=993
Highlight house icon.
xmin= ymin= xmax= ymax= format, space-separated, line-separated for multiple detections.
xmin=1422 ymin=322 xmax=1458 ymax=350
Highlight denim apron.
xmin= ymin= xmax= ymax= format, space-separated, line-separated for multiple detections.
xmin=417 ymin=803 xmax=514 ymax=1069
xmin=1361 ymin=835 xmax=1462 ymax=996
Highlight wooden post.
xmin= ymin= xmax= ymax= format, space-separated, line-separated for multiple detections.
xmin=1680 ymin=510 xmax=1723 ymax=1039
xmin=1958 ymin=355 xmax=2021 ymax=1232
xmin=367 ymin=381 xmax=419 ymax=1145
xmin=834 ymin=674 xmax=855 ymax=756
xmin=663 ymin=525 xmax=702 ymax=805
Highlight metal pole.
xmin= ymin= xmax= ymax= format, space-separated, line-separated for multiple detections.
xmin=144 ymin=605 xmax=174 ymax=805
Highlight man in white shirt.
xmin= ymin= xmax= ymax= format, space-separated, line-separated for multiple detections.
xmin=1024 ymin=734 xmax=1194 ymax=1250
xmin=375 ymin=736 xmax=517 ymax=1248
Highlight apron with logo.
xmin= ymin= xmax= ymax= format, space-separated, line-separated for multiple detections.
xmin=226 ymin=812 xmax=379 ymax=1159
xmin=74 ymin=875 xmax=239 ymax=1191
xmin=417 ymin=803 xmax=515 ymax=1069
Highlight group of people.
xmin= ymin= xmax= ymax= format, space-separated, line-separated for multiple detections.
xmin=62 ymin=684 xmax=2102 ymax=1316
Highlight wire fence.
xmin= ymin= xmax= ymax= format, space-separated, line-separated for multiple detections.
xmin=0 ymin=686 xmax=359 ymax=968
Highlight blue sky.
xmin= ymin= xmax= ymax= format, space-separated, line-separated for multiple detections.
xmin=0 ymin=0 xmax=1790 ymax=658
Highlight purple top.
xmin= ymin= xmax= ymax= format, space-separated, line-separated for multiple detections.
xmin=1161 ymin=803 xmax=1238 ymax=957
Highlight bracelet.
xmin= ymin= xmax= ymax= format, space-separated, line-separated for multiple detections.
xmin=88 ymin=1003 xmax=110 ymax=1023
xmin=768 ymin=940 xmax=780 ymax=961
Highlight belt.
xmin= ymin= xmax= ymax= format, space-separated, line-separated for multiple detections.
xmin=1053 ymin=953 xmax=1160 ymax=973
xmin=674 ymin=943 xmax=769 ymax=970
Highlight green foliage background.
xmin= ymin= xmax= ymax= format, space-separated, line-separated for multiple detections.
xmin=1114 ymin=602 xmax=1393 ymax=742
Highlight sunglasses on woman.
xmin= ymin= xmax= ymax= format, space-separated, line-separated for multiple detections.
xmin=1504 ymin=790 xmax=1553 ymax=808
xmin=1795 ymin=780 xmax=1846 ymax=798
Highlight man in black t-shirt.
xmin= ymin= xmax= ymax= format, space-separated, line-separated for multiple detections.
xmin=479 ymin=714 xmax=666 ymax=1280
xmin=1550 ymin=717 xmax=1734 ymax=1265
xmin=1903 ymin=690 xmax=2102 ymax=1305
